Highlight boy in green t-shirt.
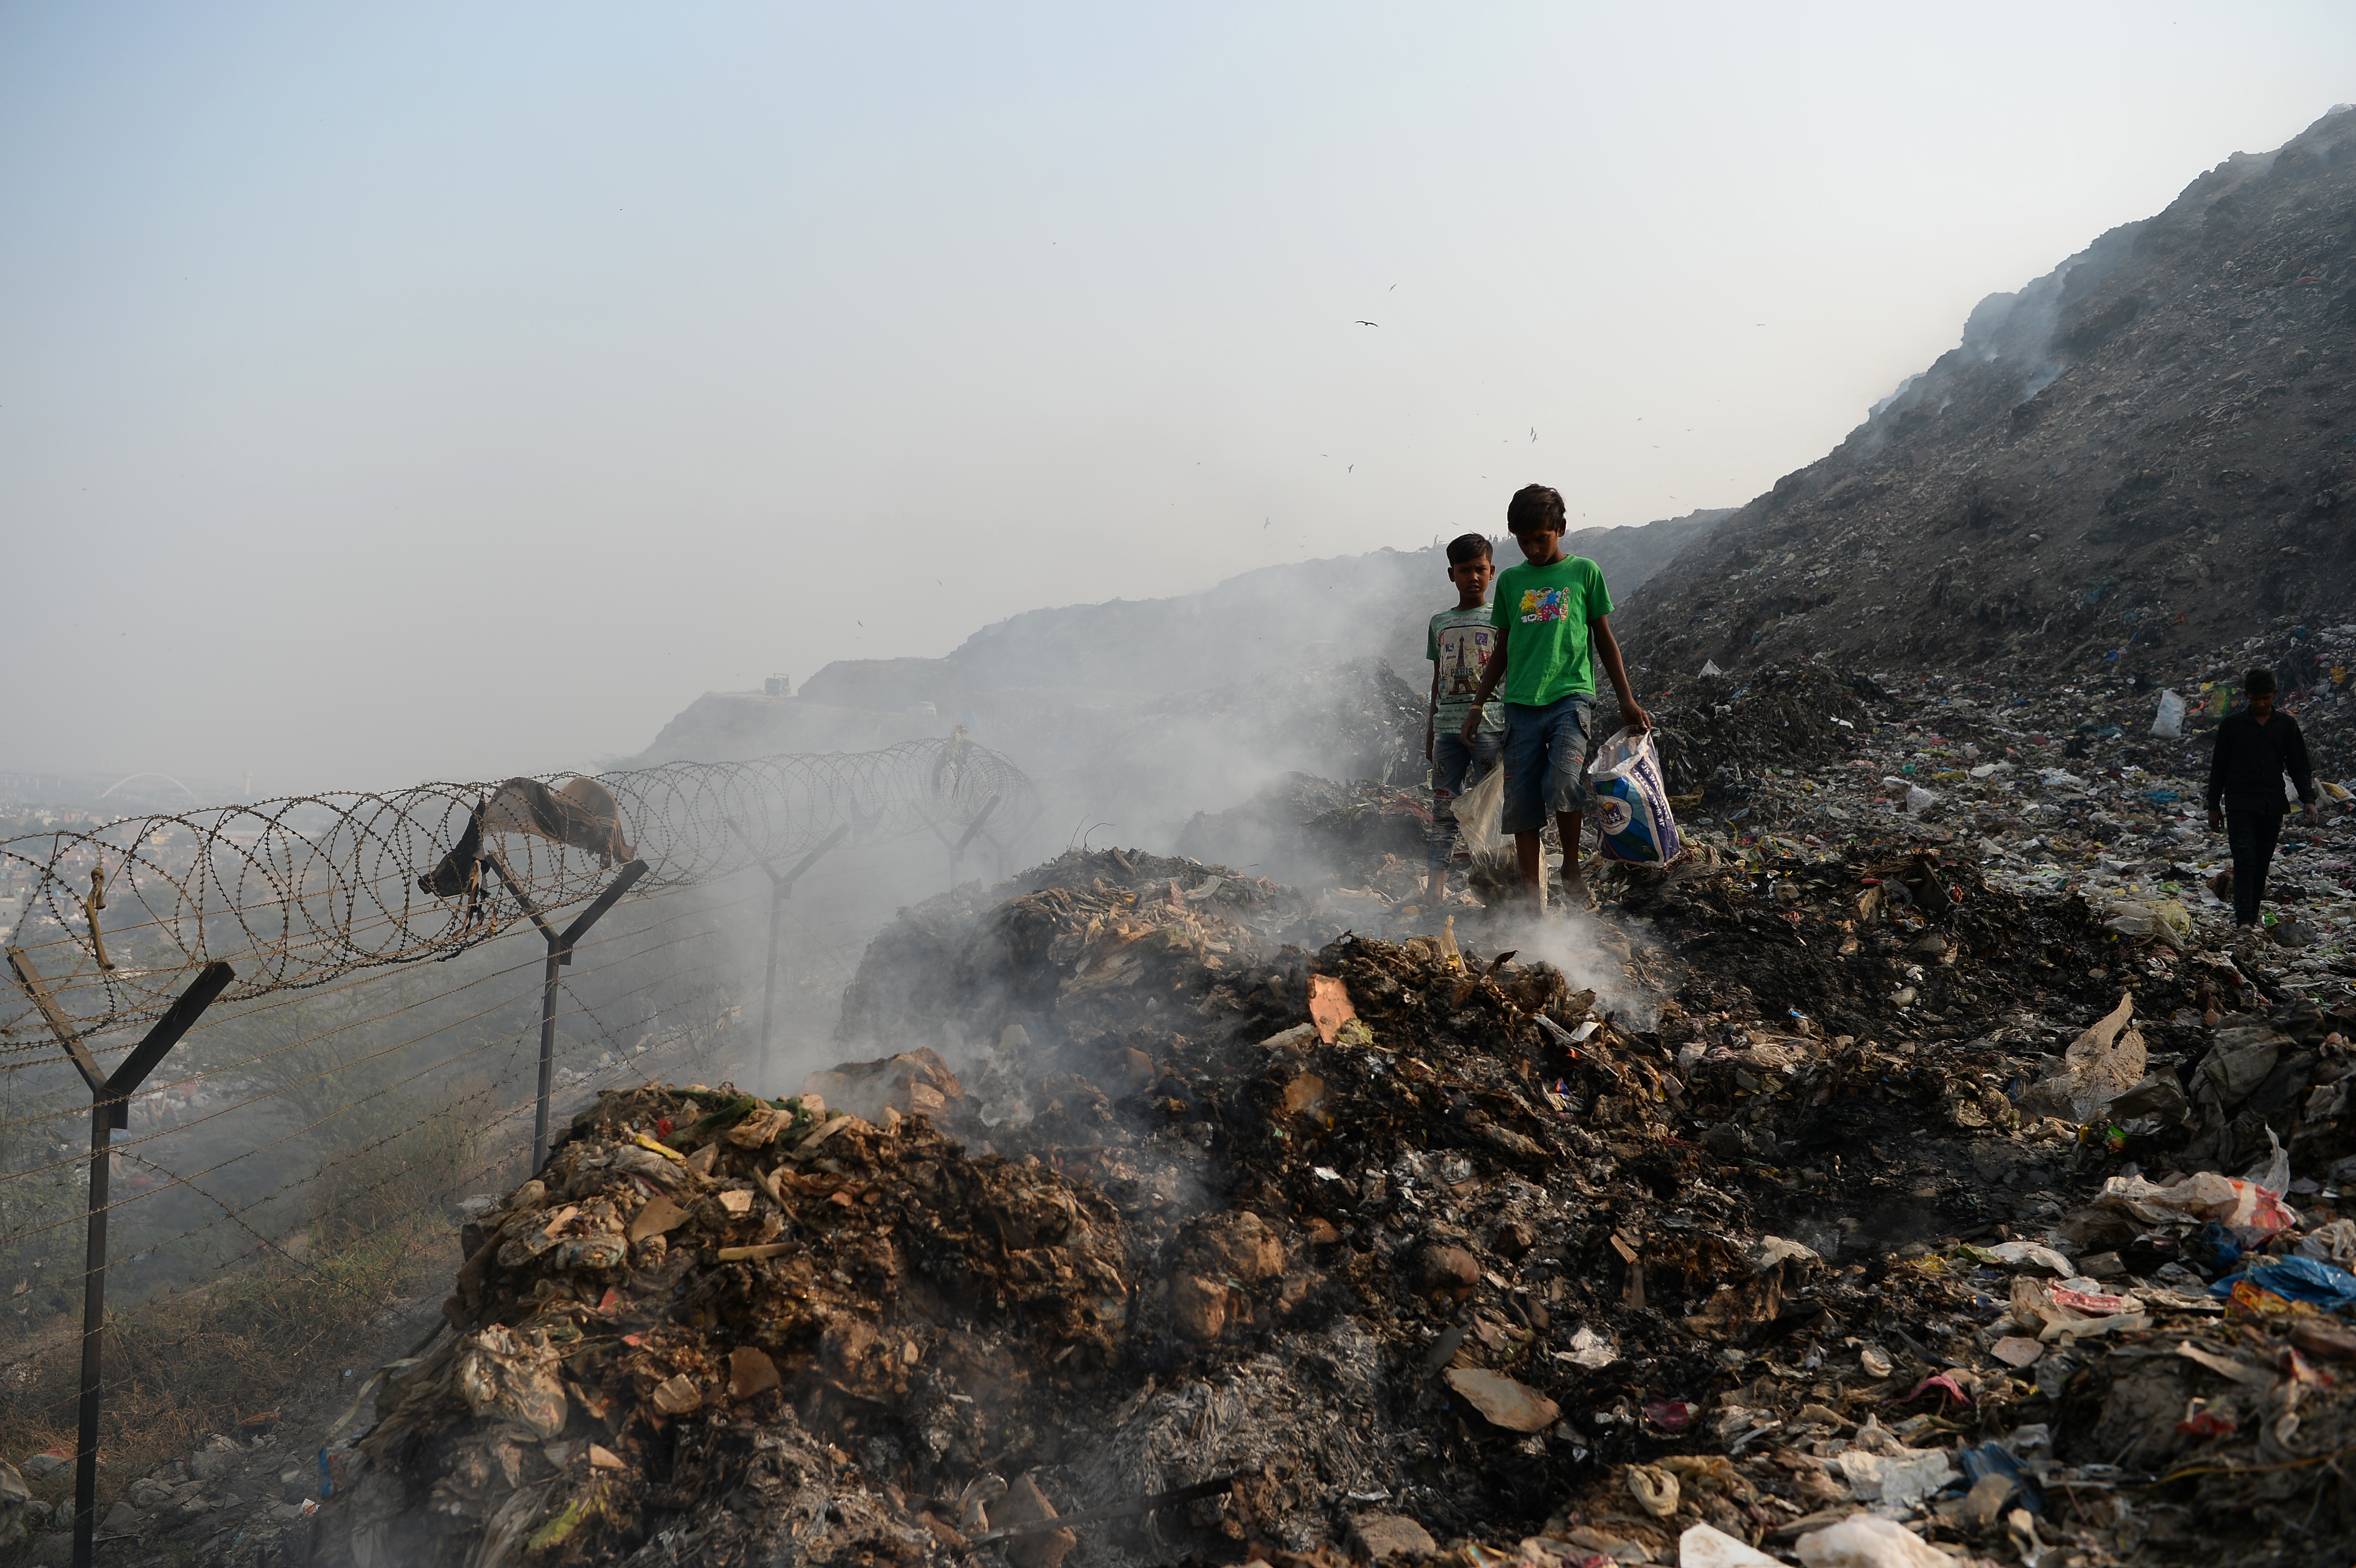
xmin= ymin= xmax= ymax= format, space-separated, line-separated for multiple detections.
xmin=1425 ymin=533 xmax=1507 ymax=904
xmin=1459 ymin=484 xmax=1650 ymax=905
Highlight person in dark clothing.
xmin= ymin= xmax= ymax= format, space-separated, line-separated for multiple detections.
xmin=2206 ymin=666 xmax=2321 ymax=927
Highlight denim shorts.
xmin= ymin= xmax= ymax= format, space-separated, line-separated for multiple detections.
xmin=1500 ymin=695 xmax=1594 ymax=835
xmin=1428 ymin=729 xmax=1503 ymax=866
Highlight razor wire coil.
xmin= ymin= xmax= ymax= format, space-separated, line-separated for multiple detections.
xmin=1 ymin=739 xmax=1033 ymax=1052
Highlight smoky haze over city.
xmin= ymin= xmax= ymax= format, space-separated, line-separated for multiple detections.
xmin=0 ymin=4 xmax=2344 ymax=789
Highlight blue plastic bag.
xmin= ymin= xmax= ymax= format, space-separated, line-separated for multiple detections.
xmin=1586 ymin=728 xmax=1684 ymax=865
xmin=1958 ymin=1444 xmax=2042 ymax=1514
xmin=2209 ymin=1254 xmax=2356 ymax=1310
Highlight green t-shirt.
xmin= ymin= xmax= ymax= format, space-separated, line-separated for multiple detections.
xmin=1489 ymin=555 xmax=1614 ymax=706
xmin=1428 ymin=607 xmax=1506 ymax=734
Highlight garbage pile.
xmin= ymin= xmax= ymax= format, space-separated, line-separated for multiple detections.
xmin=316 ymin=1079 xmax=1134 ymax=1568
xmin=1614 ymin=657 xmax=2356 ymax=1031
xmin=1616 ymin=109 xmax=2356 ymax=692
xmin=309 ymin=811 xmax=2356 ymax=1568
xmin=1641 ymin=667 xmax=1877 ymax=805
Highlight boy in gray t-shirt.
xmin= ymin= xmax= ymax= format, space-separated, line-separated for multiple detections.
xmin=1425 ymin=533 xmax=1507 ymax=903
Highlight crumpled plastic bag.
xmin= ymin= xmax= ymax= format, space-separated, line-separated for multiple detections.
xmin=454 ymin=1323 xmax=570 ymax=1439
xmin=2243 ymin=1126 xmax=2291 ymax=1196
xmin=2103 ymin=898 xmax=2192 ymax=944
xmin=2059 ymin=1168 xmax=2298 ymax=1254
xmin=2151 ymin=689 xmax=2186 ymax=739
xmin=2295 ymin=1218 xmax=2356 ymax=1266
xmin=1836 ymin=1448 xmax=1958 ymax=1513
xmin=2210 ymin=1254 xmax=2356 ymax=1309
xmin=1452 ymin=756 xmax=1508 ymax=858
xmin=1625 ymin=1463 xmax=1680 ymax=1519
xmin=2087 ymin=1170 xmax=2298 ymax=1234
xmin=1877 ymin=777 xmax=1940 ymax=813
xmin=1587 ymin=729 xmax=1683 ymax=864
xmin=1795 ymin=1514 xmax=1951 ymax=1568
xmin=1980 ymin=1240 xmax=2073 ymax=1275
xmin=2017 ymin=993 xmax=2145 ymax=1122
xmin=1679 ymin=1523 xmax=1778 ymax=1568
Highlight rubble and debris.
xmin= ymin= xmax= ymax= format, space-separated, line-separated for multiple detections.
xmin=309 ymin=790 xmax=2356 ymax=1568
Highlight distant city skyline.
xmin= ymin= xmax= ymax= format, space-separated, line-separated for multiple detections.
xmin=5 ymin=3 xmax=2351 ymax=789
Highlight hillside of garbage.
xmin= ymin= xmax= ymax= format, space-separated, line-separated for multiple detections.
xmin=1620 ymin=107 xmax=2356 ymax=688
xmin=282 ymin=670 xmax=2356 ymax=1568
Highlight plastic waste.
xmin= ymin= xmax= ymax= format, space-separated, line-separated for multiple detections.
xmin=454 ymin=1323 xmax=569 ymax=1439
xmin=1794 ymin=1514 xmax=1951 ymax=1568
xmin=1957 ymin=1443 xmax=2041 ymax=1514
xmin=2017 ymin=993 xmax=2144 ymax=1122
xmin=1835 ymin=1447 xmax=1957 ymax=1510
xmin=1562 ymin=1324 xmax=1617 ymax=1369
xmin=1679 ymin=1523 xmax=1778 ymax=1568
xmin=2151 ymin=689 xmax=2186 ymax=738
xmin=1453 ymin=758 xmax=1508 ymax=857
xmin=1587 ymin=728 xmax=1684 ymax=864
xmin=1625 ymin=1464 xmax=1680 ymax=1519
xmin=2209 ymin=1254 xmax=2356 ymax=1309
xmin=2073 ymin=1170 xmax=2296 ymax=1236
xmin=2102 ymin=898 xmax=2192 ymax=943
xmin=2295 ymin=1217 xmax=2356 ymax=1266
xmin=2244 ymin=1126 xmax=2291 ymax=1197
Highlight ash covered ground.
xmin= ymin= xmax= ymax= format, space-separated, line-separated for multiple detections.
xmin=255 ymin=635 xmax=2356 ymax=1568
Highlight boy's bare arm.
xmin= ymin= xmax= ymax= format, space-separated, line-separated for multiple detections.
xmin=1591 ymin=615 xmax=1650 ymax=732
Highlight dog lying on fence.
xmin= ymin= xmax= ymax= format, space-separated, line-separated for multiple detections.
xmin=419 ymin=776 xmax=636 ymax=926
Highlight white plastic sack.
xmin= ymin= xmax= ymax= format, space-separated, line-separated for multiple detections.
xmin=1794 ymin=1515 xmax=1949 ymax=1568
xmin=1905 ymin=784 xmax=1937 ymax=814
xmin=1679 ymin=1524 xmax=1778 ymax=1568
xmin=1586 ymin=728 xmax=1683 ymax=864
xmin=2244 ymin=1125 xmax=2291 ymax=1197
xmin=1452 ymin=758 xmax=1507 ymax=858
xmin=2151 ymin=688 xmax=2186 ymax=738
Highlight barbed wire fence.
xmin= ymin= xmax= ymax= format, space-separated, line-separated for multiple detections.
xmin=0 ymin=738 xmax=1037 ymax=1560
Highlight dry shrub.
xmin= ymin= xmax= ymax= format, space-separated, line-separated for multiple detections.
xmin=0 ymin=1202 xmax=447 ymax=1512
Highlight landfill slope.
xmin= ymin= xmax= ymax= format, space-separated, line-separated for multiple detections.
xmin=301 ymin=816 xmax=2356 ymax=1568
xmin=1620 ymin=107 xmax=2356 ymax=686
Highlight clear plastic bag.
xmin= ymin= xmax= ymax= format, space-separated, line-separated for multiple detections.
xmin=1452 ymin=757 xmax=1507 ymax=857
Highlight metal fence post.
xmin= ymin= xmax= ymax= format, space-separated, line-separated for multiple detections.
xmin=724 ymin=822 xmax=849 ymax=1083
xmin=490 ymin=857 xmax=649 ymax=1166
xmin=931 ymin=793 xmax=1000 ymax=891
xmin=8 ymin=952 xmax=234 ymax=1568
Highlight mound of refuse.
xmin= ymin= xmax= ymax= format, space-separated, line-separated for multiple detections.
xmin=313 ymin=838 xmax=2356 ymax=1568
xmin=317 ymin=1083 xmax=1131 ymax=1567
xmin=1620 ymin=108 xmax=2356 ymax=687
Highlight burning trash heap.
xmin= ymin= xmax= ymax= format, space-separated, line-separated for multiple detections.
xmin=314 ymin=835 xmax=2356 ymax=1568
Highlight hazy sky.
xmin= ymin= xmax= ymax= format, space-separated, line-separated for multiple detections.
xmin=6 ymin=3 xmax=2351 ymax=792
